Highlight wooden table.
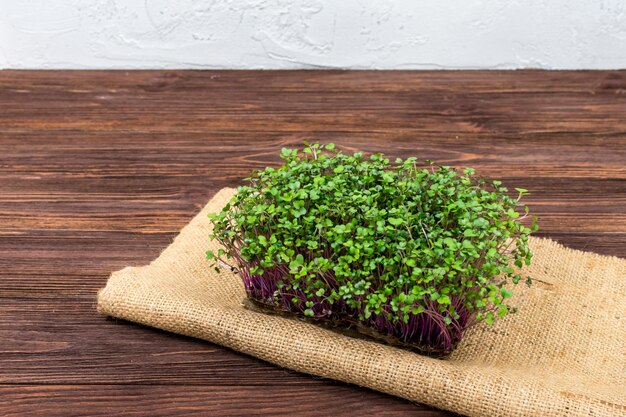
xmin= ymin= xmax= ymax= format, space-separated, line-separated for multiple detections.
xmin=1 ymin=70 xmax=625 ymax=416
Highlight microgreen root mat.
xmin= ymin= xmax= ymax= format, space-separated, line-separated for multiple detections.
xmin=97 ymin=188 xmax=625 ymax=417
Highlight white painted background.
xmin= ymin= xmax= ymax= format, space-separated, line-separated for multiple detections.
xmin=1 ymin=0 xmax=625 ymax=69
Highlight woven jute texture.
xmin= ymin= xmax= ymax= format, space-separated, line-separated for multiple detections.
xmin=98 ymin=188 xmax=625 ymax=417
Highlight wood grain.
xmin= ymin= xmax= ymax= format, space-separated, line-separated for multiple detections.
xmin=0 ymin=385 xmax=439 ymax=417
xmin=0 ymin=70 xmax=625 ymax=416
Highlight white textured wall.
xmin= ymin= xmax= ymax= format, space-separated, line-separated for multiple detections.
xmin=1 ymin=0 xmax=625 ymax=69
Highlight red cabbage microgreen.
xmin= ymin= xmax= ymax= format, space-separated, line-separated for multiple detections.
xmin=207 ymin=143 xmax=537 ymax=355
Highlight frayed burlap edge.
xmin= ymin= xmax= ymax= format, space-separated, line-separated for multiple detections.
xmin=98 ymin=188 xmax=626 ymax=417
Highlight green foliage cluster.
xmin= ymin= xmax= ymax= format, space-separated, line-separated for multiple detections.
xmin=207 ymin=143 xmax=537 ymax=348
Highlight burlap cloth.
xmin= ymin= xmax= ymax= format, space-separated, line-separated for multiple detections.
xmin=98 ymin=188 xmax=625 ymax=417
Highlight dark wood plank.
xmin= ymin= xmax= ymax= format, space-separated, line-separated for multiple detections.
xmin=0 ymin=298 xmax=344 ymax=385
xmin=0 ymin=385 xmax=437 ymax=417
xmin=0 ymin=70 xmax=625 ymax=416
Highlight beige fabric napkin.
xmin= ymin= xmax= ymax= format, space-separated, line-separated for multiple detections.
xmin=98 ymin=187 xmax=625 ymax=417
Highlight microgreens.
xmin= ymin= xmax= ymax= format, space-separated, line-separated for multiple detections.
xmin=207 ymin=143 xmax=537 ymax=355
